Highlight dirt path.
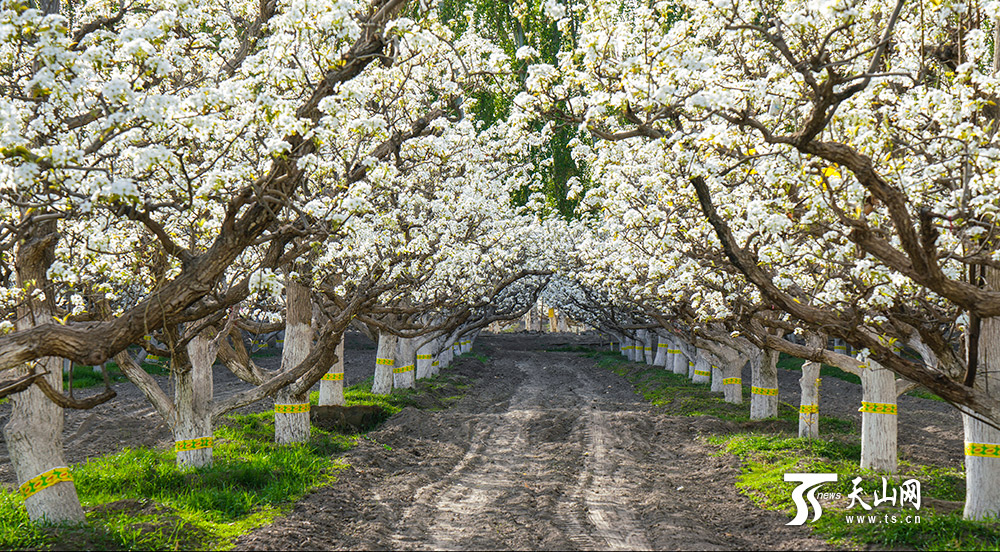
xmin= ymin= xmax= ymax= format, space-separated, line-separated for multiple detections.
xmin=236 ymin=336 xmax=831 ymax=550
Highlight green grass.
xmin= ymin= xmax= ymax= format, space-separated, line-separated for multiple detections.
xmin=63 ymin=362 xmax=168 ymax=391
xmin=907 ymin=387 xmax=947 ymax=403
xmin=593 ymin=351 xmax=855 ymax=432
xmin=710 ymin=432 xmax=997 ymax=550
xmin=2 ymin=358 xmax=479 ymax=550
xmin=0 ymin=410 xmax=351 ymax=551
xmin=584 ymin=348 xmax=1000 ymax=550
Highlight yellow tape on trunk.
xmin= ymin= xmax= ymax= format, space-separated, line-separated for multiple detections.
xmin=723 ymin=378 xmax=741 ymax=385
xmin=393 ymin=365 xmax=415 ymax=374
xmin=376 ymin=358 xmax=394 ymax=366
xmin=321 ymin=373 xmax=343 ymax=381
xmin=19 ymin=466 xmax=72 ymax=499
xmin=275 ymin=403 xmax=310 ymax=414
xmin=799 ymin=405 xmax=819 ymax=414
xmin=752 ymin=386 xmax=778 ymax=396
xmin=694 ymin=370 xmax=711 ymax=377
xmin=965 ymin=442 xmax=1000 ymax=458
xmin=858 ymin=402 xmax=897 ymax=415
xmin=175 ymin=436 xmax=213 ymax=452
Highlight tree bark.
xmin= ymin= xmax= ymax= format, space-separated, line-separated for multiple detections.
xmin=859 ymin=360 xmax=898 ymax=472
xmin=274 ymin=278 xmax=313 ymax=444
xmin=415 ymin=338 xmax=435 ymax=379
xmin=5 ymin=218 xmax=85 ymax=523
xmin=318 ymin=335 xmax=345 ymax=406
xmin=750 ymin=347 xmax=778 ymax=420
xmin=394 ymin=337 xmax=416 ymax=389
xmin=372 ymin=331 xmax=397 ymax=395
xmin=653 ymin=331 xmax=669 ymax=367
xmin=692 ymin=352 xmax=711 ymax=384
xmin=671 ymin=341 xmax=687 ymax=375
xmin=175 ymin=333 xmax=216 ymax=468
xmin=964 ymin=268 xmax=1000 ymax=519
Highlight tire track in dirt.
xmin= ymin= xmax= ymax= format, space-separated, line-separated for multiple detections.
xmin=390 ymin=352 xmax=652 ymax=550
xmin=235 ymin=334 xmax=833 ymax=551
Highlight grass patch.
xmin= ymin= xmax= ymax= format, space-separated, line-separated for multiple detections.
xmin=907 ymin=387 xmax=947 ymax=403
xmin=63 ymin=362 xmax=168 ymax=391
xmin=777 ymin=353 xmax=861 ymax=385
xmin=2 ymin=356 xmax=480 ymax=550
xmin=590 ymin=349 xmax=995 ymax=550
xmin=594 ymin=353 xmax=855 ymax=433
xmin=0 ymin=410 xmax=351 ymax=551
xmin=710 ymin=432 xmax=993 ymax=550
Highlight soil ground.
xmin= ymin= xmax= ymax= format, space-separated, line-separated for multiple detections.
xmin=0 ymin=332 xmax=965 ymax=549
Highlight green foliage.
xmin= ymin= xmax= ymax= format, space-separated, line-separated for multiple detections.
xmin=434 ymin=0 xmax=588 ymax=220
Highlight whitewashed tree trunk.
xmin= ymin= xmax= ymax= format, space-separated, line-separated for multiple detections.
xmin=798 ymin=364 xmax=821 ymax=440
xmin=5 ymin=356 xmax=85 ymax=523
xmin=372 ymin=331 xmax=397 ymax=395
xmin=274 ymin=279 xmax=313 ymax=444
xmin=710 ymin=362 xmax=723 ymax=393
xmin=692 ymin=352 xmax=712 ymax=384
xmin=643 ymin=330 xmax=655 ymax=364
xmin=556 ymin=312 xmax=569 ymax=332
xmin=722 ymin=359 xmax=743 ymax=404
xmin=964 ymin=266 xmax=1000 ymax=519
xmin=415 ymin=339 xmax=435 ymax=379
xmin=175 ymin=334 xmax=216 ymax=467
xmin=5 ymin=219 xmax=85 ymax=523
xmin=653 ymin=332 xmax=669 ymax=367
xmin=671 ymin=342 xmax=687 ymax=375
xmin=318 ymin=335 xmax=346 ymax=406
xmin=394 ymin=337 xmax=416 ymax=389
xmin=622 ymin=337 xmax=633 ymax=361
xmin=859 ymin=360 xmax=897 ymax=472
xmin=750 ymin=348 xmax=778 ymax=420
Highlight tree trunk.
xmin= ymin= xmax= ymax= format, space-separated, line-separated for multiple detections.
xmin=643 ymin=330 xmax=655 ymax=364
xmin=722 ymin=359 xmax=743 ymax=404
xmin=750 ymin=348 xmax=778 ymax=420
xmin=859 ymin=360 xmax=897 ymax=472
xmin=799 ymin=361 xmax=821 ymax=439
xmin=710 ymin=361 xmax=723 ymax=393
xmin=964 ymin=267 xmax=1000 ymax=519
xmin=692 ymin=352 xmax=711 ymax=384
xmin=175 ymin=333 xmax=216 ymax=468
xmin=5 ymin=218 xmax=85 ymax=523
xmin=653 ymin=332 xmax=669 ymax=367
xmin=671 ymin=343 xmax=687 ymax=375
xmin=415 ymin=338 xmax=435 ymax=380
xmin=274 ymin=278 xmax=313 ymax=444
xmin=318 ymin=335 xmax=345 ymax=406
xmin=394 ymin=337 xmax=416 ymax=389
xmin=372 ymin=331 xmax=397 ymax=395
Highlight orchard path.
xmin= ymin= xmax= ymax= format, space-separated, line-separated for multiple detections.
xmin=236 ymin=335 xmax=830 ymax=550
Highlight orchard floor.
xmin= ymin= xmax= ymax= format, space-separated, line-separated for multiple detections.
xmin=234 ymin=334 xmax=832 ymax=551
xmin=0 ymin=332 xmax=965 ymax=550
